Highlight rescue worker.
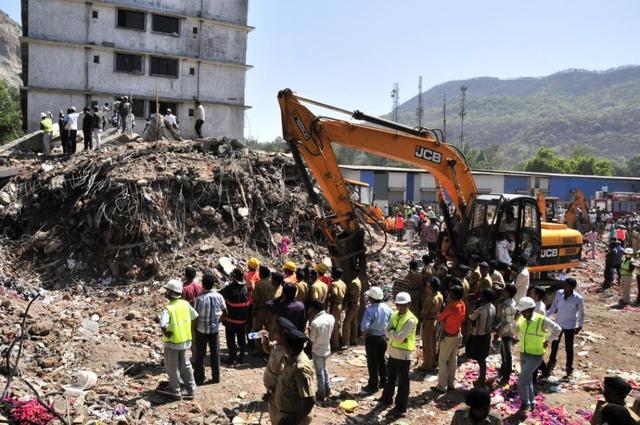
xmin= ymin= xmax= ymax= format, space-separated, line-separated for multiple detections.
xmin=379 ymin=292 xmax=418 ymax=418
xmin=251 ymin=266 xmax=275 ymax=355
xmin=220 ymin=267 xmax=251 ymax=365
xmin=262 ymin=316 xmax=295 ymax=422
xmin=328 ymin=268 xmax=347 ymax=351
xmin=39 ymin=112 xmax=53 ymax=156
xmin=405 ymin=260 xmax=424 ymax=333
xmin=270 ymin=322 xmax=315 ymax=424
xmin=419 ymin=277 xmax=443 ymax=373
xmin=119 ymin=96 xmax=131 ymax=133
xmin=342 ymin=269 xmax=362 ymax=348
xmin=157 ymin=279 xmax=198 ymax=400
xmin=309 ymin=267 xmax=329 ymax=304
xmin=360 ymin=286 xmax=392 ymax=393
xmin=515 ymin=297 xmax=561 ymax=411
xmin=432 ymin=284 xmax=466 ymax=393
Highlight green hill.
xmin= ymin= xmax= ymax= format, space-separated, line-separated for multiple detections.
xmin=389 ymin=66 xmax=640 ymax=167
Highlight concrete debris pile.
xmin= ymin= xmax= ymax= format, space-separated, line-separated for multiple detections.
xmin=0 ymin=139 xmax=324 ymax=287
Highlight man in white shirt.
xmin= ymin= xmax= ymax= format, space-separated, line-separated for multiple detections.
xmin=164 ymin=108 xmax=179 ymax=129
xmin=65 ymin=106 xmax=81 ymax=154
xmin=195 ymin=101 xmax=206 ymax=138
xmin=546 ymin=277 xmax=585 ymax=378
xmin=512 ymin=257 xmax=530 ymax=304
xmin=307 ymin=300 xmax=335 ymax=401
xmin=496 ymin=233 xmax=515 ymax=266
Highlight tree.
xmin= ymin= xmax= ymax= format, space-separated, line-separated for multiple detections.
xmin=522 ymin=147 xmax=570 ymax=173
xmin=0 ymin=80 xmax=22 ymax=144
xmin=625 ymin=155 xmax=640 ymax=177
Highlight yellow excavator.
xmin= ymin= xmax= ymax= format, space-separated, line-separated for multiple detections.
xmin=537 ymin=190 xmax=591 ymax=232
xmin=278 ymin=89 xmax=583 ymax=283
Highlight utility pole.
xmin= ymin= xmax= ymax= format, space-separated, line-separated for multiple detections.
xmin=442 ymin=91 xmax=447 ymax=141
xmin=416 ymin=76 xmax=423 ymax=128
xmin=459 ymin=85 xmax=467 ymax=151
xmin=391 ymin=83 xmax=399 ymax=122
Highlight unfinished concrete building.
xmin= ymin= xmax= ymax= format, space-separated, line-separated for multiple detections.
xmin=20 ymin=0 xmax=251 ymax=140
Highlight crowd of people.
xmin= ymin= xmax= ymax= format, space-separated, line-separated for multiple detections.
xmin=154 ymin=248 xmax=639 ymax=424
xmin=37 ymin=98 xmax=208 ymax=156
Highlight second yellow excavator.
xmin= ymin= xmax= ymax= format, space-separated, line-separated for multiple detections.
xmin=278 ymin=89 xmax=583 ymax=283
xmin=537 ymin=190 xmax=592 ymax=232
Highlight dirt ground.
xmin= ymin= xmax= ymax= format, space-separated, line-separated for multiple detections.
xmin=1 ymin=239 xmax=639 ymax=425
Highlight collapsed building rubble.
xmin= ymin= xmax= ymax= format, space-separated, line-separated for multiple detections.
xmin=0 ymin=138 xmax=327 ymax=287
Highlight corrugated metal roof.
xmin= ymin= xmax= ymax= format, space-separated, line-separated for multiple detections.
xmin=338 ymin=164 xmax=640 ymax=181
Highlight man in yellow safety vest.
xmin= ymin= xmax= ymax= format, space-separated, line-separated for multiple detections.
xmin=379 ymin=291 xmax=418 ymax=419
xmin=515 ymin=297 xmax=561 ymax=412
xmin=157 ymin=279 xmax=199 ymax=400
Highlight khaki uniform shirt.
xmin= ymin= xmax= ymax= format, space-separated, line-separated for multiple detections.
xmin=421 ymin=291 xmax=444 ymax=320
xmin=274 ymin=351 xmax=316 ymax=417
xmin=263 ymin=342 xmax=286 ymax=392
xmin=253 ymin=278 xmax=276 ymax=311
xmin=473 ymin=276 xmax=493 ymax=298
xmin=435 ymin=263 xmax=449 ymax=280
xmin=467 ymin=267 xmax=482 ymax=293
xmin=345 ymin=277 xmax=361 ymax=308
xmin=406 ymin=271 xmax=425 ymax=315
xmin=295 ymin=281 xmax=308 ymax=303
xmin=422 ymin=264 xmax=435 ymax=283
xmin=309 ymin=280 xmax=328 ymax=304
xmin=330 ymin=279 xmax=346 ymax=311
xmin=451 ymin=409 xmax=503 ymax=425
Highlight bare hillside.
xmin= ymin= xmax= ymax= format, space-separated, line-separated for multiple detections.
xmin=0 ymin=9 xmax=21 ymax=88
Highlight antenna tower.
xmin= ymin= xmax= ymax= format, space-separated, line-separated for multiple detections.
xmin=416 ymin=76 xmax=423 ymax=127
xmin=459 ymin=85 xmax=467 ymax=151
xmin=391 ymin=83 xmax=399 ymax=122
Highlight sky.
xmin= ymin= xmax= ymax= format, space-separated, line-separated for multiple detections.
xmin=5 ymin=1 xmax=640 ymax=141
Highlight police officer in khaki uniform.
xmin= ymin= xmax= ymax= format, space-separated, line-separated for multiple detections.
xmin=342 ymin=269 xmax=362 ymax=348
xmin=329 ymin=268 xmax=346 ymax=351
xmin=271 ymin=323 xmax=316 ymax=424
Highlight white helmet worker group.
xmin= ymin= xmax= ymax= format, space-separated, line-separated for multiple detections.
xmin=364 ymin=287 xmax=412 ymax=305
xmin=163 ymin=279 xmax=183 ymax=296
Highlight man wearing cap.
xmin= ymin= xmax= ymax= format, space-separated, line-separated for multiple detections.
xmin=219 ymin=267 xmax=251 ymax=364
xmin=450 ymin=388 xmax=503 ymax=425
xmin=432 ymin=284 xmax=466 ymax=393
xmin=590 ymin=376 xmax=640 ymax=424
xmin=515 ymin=296 xmax=562 ymax=411
xmin=419 ymin=277 xmax=444 ymax=373
xmin=282 ymin=261 xmax=298 ymax=284
xmin=158 ymin=279 xmax=198 ymax=399
xmin=307 ymin=299 xmax=335 ymax=401
xmin=309 ymin=267 xmax=329 ymax=304
xmin=546 ymin=277 xmax=585 ymax=378
xmin=271 ymin=323 xmax=315 ymax=424
xmin=619 ymin=248 xmax=636 ymax=305
xmin=329 ymin=268 xmax=347 ymax=351
xmin=342 ymin=270 xmax=362 ymax=348
xmin=39 ymin=112 xmax=53 ymax=156
xmin=360 ymin=286 xmax=392 ymax=393
xmin=261 ymin=316 xmax=293 ymax=421
xmin=380 ymin=292 xmax=418 ymax=418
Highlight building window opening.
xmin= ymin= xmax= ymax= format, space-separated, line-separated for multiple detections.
xmin=189 ymin=67 xmax=195 ymax=75
xmin=188 ymin=108 xmax=194 ymax=117
xmin=152 ymin=14 xmax=180 ymax=35
xmin=150 ymin=56 xmax=179 ymax=78
xmin=117 ymin=9 xmax=146 ymax=31
xmin=115 ymin=53 xmax=144 ymax=74
xmin=93 ymin=55 xmax=100 ymax=64
xmin=193 ymin=27 xmax=198 ymax=34
xmin=92 ymin=10 xmax=98 ymax=19
xmin=149 ymin=101 xmax=178 ymax=116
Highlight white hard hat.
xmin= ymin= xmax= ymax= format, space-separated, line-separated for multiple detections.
xmin=516 ymin=296 xmax=536 ymax=312
xmin=365 ymin=286 xmax=384 ymax=301
xmin=40 ymin=112 xmax=46 ymax=118
xmin=625 ymin=248 xmax=634 ymax=255
xmin=163 ymin=279 xmax=183 ymax=295
xmin=395 ymin=291 xmax=411 ymax=305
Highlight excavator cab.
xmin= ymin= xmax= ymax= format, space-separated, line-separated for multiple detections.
xmin=461 ymin=194 xmax=542 ymax=266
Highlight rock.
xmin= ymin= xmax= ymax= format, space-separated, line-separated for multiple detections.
xmin=0 ymin=299 xmax=11 ymax=309
xmin=125 ymin=310 xmax=140 ymax=320
xmin=0 ymin=192 xmax=10 ymax=206
xmin=29 ymin=320 xmax=54 ymax=336
xmin=201 ymin=206 xmax=217 ymax=217
xmin=38 ymin=357 xmax=60 ymax=368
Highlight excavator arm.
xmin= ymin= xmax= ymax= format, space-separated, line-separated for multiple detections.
xmin=278 ymin=88 xmax=477 ymax=281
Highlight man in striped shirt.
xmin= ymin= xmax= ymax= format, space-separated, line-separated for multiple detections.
xmin=220 ymin=267 xmax=251 ymax=365
xmin=193 ymin=273 xmax=227 ymax=384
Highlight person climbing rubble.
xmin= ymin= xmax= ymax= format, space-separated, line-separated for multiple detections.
xmin=157 ymin=279 xmax=198 ymax=400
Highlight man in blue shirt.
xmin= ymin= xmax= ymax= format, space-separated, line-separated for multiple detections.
xmin=360 ymin=286 xmax=392 ymax=394
xmin=546 ymin=277 xmax=585 ymax=379
xmin=193 ymin=273 xmax=227 ymax=385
